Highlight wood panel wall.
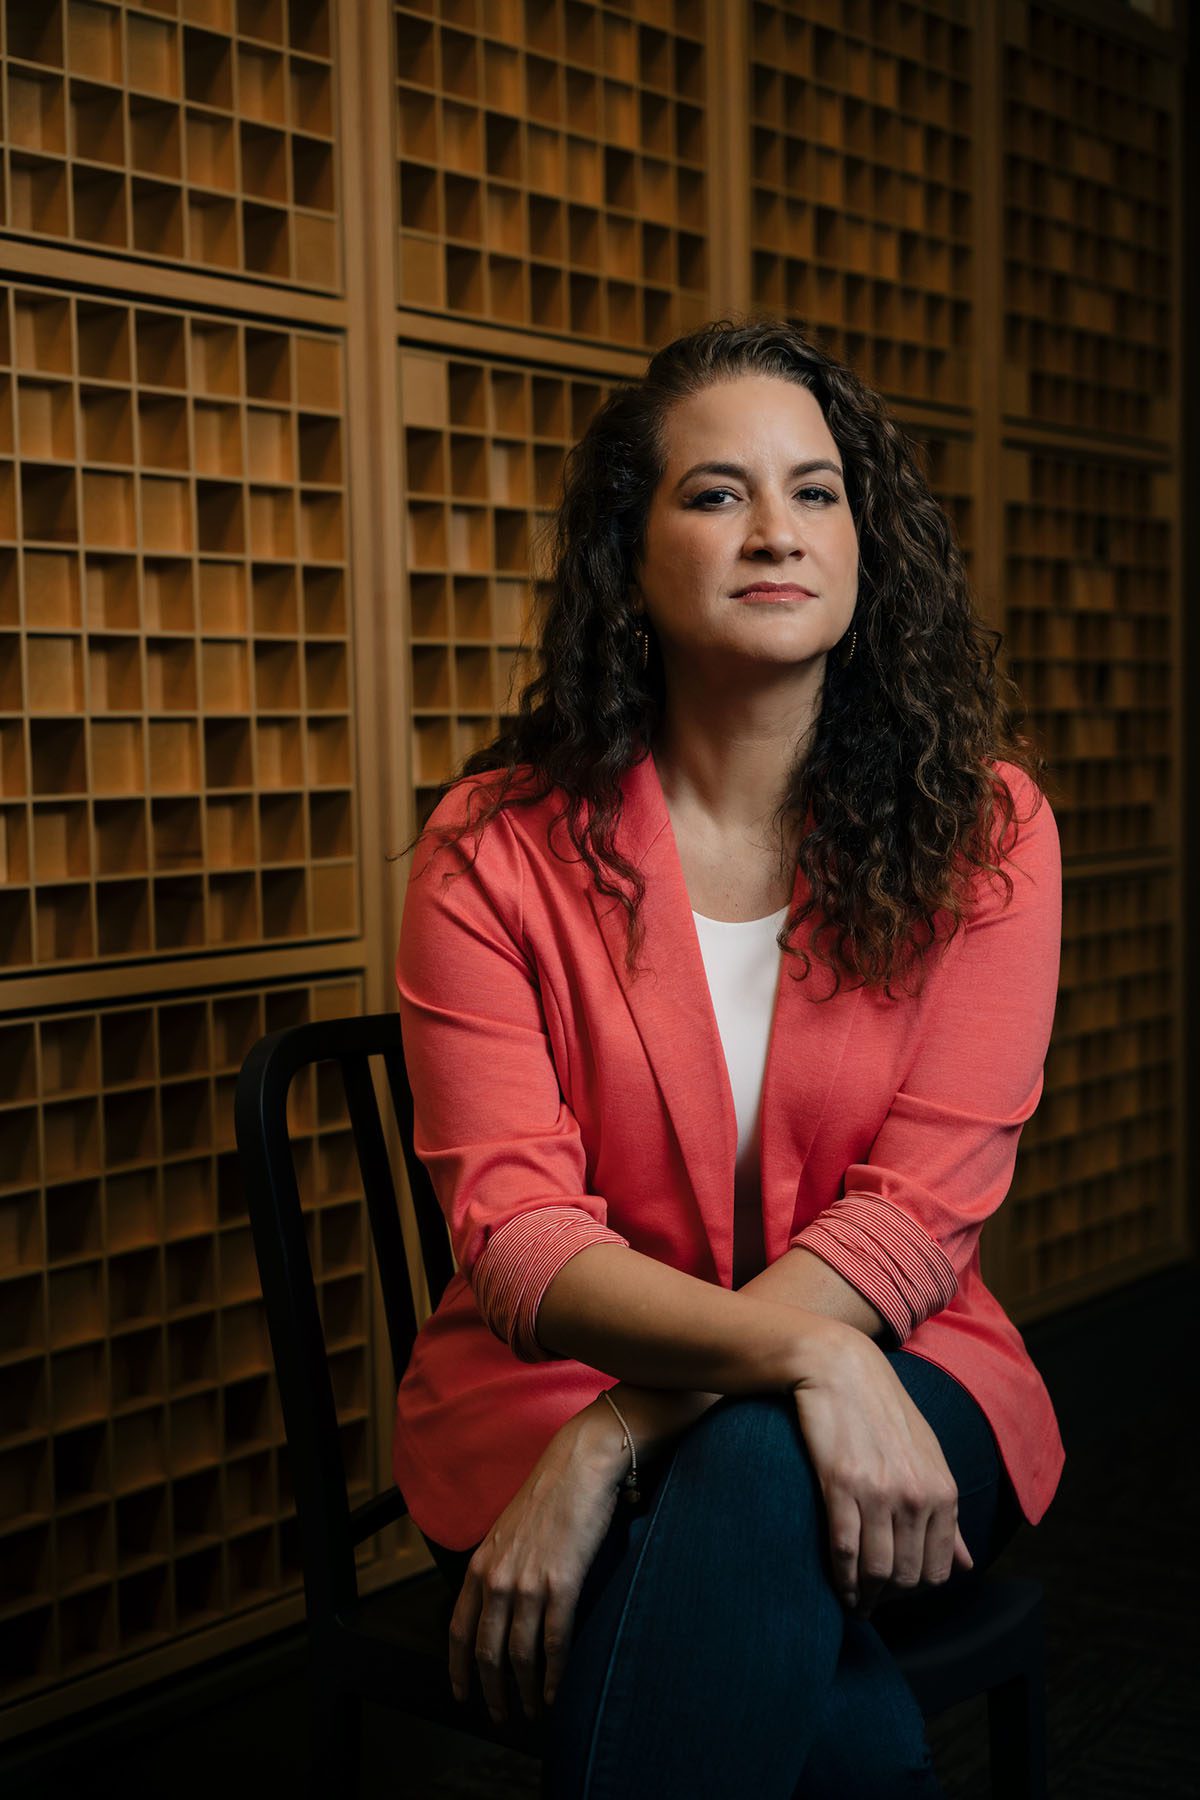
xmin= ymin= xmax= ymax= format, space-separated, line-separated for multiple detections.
xmin=0 ymin=0 xmax=1190 ymax=1737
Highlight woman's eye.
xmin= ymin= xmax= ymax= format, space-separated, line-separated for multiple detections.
xmin=683 ymin=486 xmax=741 ymax=507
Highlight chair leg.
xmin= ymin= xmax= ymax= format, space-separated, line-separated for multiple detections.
xmin=987 ymin=1670 xmax=1047 ymax=1800
xmin=310 ymin=1682 xmax=362 ymax=1800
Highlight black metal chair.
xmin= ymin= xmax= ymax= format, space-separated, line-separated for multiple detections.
xmin=235 ymin=1010 xmax=1048 ymax=1800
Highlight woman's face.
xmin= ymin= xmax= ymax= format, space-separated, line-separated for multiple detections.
xmin=632 ymin=373 xmax=860 ymax=684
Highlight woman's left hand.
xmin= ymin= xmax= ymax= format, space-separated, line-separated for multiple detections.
xmin=790 ymin=1323 xmax=974 ymax=1619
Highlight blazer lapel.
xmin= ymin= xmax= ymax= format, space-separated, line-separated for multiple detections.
xmin=587 ymin=746 xmax=864 ymax=1284
xmin=587 ymin=749 xmax=740 ymax=1280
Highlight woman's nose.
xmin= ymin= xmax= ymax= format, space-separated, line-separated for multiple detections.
xmin=743 ymin=495 xmax=807 ymax=555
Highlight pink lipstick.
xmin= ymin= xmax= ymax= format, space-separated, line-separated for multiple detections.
xmin=733 ymin=584 xmax=816 ymax=601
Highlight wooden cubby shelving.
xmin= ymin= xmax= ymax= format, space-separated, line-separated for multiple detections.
xmin=992 ymin=0 xmax=1184 ymax=1312
xmin=1001 ymin=0 xmax=1174 ymax=441
xmin=0 ymin=0 xmax=1190 ymax=1738
xmin=748 ymin=0 xmax=976 ymax=408
xmin=399 ymin=341 xmax=635 ymax=806
xmin=1 ymin=0 xmax=341 ymax=290
xmin=1013 ymin=864 xmax=1177 ymax=1300
xmin=393 ymin=0 xmax=711 ymax=347
xmin=0 ymin=973 xmax=376 ymax=1701
xmin=0 ymin=283 xmax=359 ymax=974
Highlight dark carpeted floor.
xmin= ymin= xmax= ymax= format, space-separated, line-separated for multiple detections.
xmin=5 ymin=1258 xmax=1197 ymax=1799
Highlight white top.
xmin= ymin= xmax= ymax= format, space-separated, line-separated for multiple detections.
xmin=691 ymin=904 xmax=790 ymax=1289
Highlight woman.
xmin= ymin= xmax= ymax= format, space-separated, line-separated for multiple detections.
xmin=392 ymin=316 xmax=1063 ymax=1797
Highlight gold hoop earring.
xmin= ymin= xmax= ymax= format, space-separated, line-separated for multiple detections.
xmin=840 ymin=627 xmax=857 ymax=668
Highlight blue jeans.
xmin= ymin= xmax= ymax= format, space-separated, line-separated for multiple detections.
xmin=422 ymin=1349 xmax=1024 ymax=1798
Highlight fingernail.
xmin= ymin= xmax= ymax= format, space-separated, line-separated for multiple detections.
xmin=451 ymin=1683 xmax=463 ymax=1703
xmin=545 ymin=1687 xmax=557 ymax=1707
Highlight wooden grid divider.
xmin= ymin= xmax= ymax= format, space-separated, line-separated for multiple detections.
xmin=393 ymin=0 xmax=712 ymax=346
xmin=0 ymin=0 xmax=396 ymax=1735
xmin=748 ymin=0 xmax=976 ymax=407
xmin=992 ymin=0 xmax=1185 ymax=1310
xmin=1010 ymin=864 xmax=1177 ymax=1304
xmin=0 ymin=280 xmax=360 ymax=973
xmin=399 ymin=340 xmax=632 ymax=810
xmin=0 ymin=971 xmax=380 ymax=1703
xmin=0 ymin=0 xmax=342 ymax=291
xmin=1001 ymin=0 xmax=1175 ymax=441
xmin=1002 ymin=444 xmax=1174 ymax=861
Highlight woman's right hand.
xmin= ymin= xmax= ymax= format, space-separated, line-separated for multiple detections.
xmin=790 ymin=1323 xmax=973 ymax=1618
xmin=447 ymin=1399 xmax=629 ymax=1724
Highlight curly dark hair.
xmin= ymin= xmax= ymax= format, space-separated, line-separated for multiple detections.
xmin=399 ymin=315 xmax=1048 ymax=1001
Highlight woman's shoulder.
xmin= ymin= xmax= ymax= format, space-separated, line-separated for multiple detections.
xmin=413 ymin=763 xmax=574 ymax=892
xmin=986 ymin=758 xmax=1058 ymax=853
xmin=421 ymin=762 xmax=547 ymax=834
xmin=966 ymin=758 xmax=1060 ymax=922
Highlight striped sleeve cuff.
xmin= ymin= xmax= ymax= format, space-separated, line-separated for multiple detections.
xmin=789 ymin=1194 xmax=958 ymax=1345
xmin=471 ymin=1205 xmax=632 ymax=1363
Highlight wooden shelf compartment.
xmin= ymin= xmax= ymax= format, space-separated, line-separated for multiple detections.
xmin=7 ymin=65 xmax=69 ymax=157
xmin=151 ymin=873 xmax=204 ymax=949
xmin=29 ymin=871 xmax=88 ymax=972
xmin=250 ymin=708 xmax=298 ymax=786
xmin=206 ymin=869 xmax=259 ymax=944
xmin=249 ymin=562 xmax=296 ymax=633
xmin=199 ymin=791 xmax=250 ymax=869
xmin=0 ymin=801 xmax=30 ymax=888
xmin=309 ymin=858 xmax=354 ymax=933
xmin=8 ymin=153 xmax=71 ymax=240
xmin=112 ymin=1333 xmax=164 ymax=1422
xmin=196 ymin=560 xmax=244 ymax=633
xmin=96 ymin=876 xmax=152 ymax=956
xmin=84 ymin=554 xmax=138 ymax=630
xmin=251 ymin=637 xmax=299 ymax=711
xmin=158 ymin=1161 xmax=214 ymax=1256
xmin=259 ymin=863 xmax=306 ymax=937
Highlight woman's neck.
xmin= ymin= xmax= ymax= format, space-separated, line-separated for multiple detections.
xmin=658 ymin=676 xmax=816 ymax=846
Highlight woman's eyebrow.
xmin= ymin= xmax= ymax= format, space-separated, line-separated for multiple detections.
xmin=674 ymin=458 xmax=844 ymax=489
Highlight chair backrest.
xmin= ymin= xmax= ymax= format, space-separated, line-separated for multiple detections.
xmin=234 ymin=1012 xmax=450 ymax=1626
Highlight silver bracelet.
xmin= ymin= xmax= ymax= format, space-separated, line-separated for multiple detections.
xmin=600 ymin=1388 xmax=642 ymax=1505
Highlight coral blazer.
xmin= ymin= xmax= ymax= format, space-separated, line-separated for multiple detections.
xmin=393 ymin=747 xmax=1065 ymax=1553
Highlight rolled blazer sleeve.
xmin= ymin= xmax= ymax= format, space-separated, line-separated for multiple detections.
xmin=395 ymin=786 xmax=630 ymax=1363
xmin=790 ymin=772 xmax=1062 ymax=1345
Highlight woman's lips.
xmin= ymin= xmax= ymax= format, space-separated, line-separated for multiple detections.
xmin=734 ymin=585 xmax=816 ymax=601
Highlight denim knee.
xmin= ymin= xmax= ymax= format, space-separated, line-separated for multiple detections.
xmin=669 ymin=1391 xmax=826 ymax=1542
